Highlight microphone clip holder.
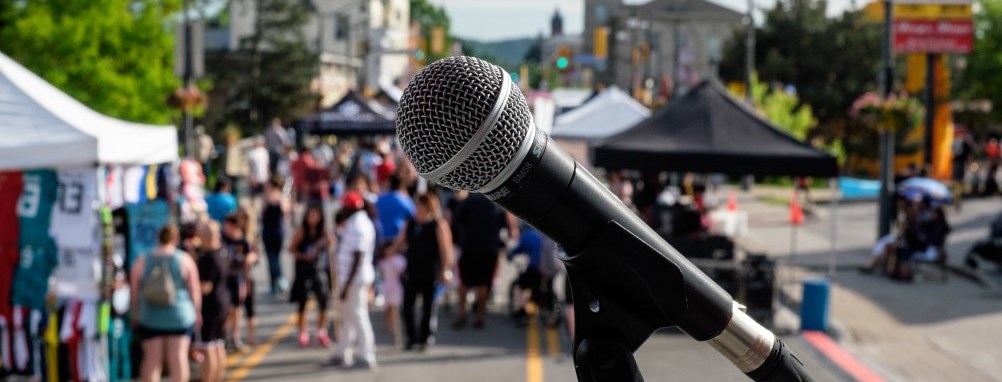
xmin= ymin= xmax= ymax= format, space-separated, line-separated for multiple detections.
xmin=563 ymin=221 xmax=689 ymax=382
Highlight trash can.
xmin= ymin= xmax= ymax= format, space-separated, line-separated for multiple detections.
xmin=800 ymin=278 xmax=830 ymax=332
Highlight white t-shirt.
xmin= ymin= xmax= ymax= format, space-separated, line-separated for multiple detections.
xmin=122 ymin=166 xmax=145 ymax=204
xmin=336 ymin=211 xmax=376 ymax=286
xmin=50 ymin=168 xmax=99 ymax=248
xmin=49 ymin=168 xmax=102 ymax=299
xmin=247 ymin=146 xmax=270 ymax=185
xmin=105 ymin=165 xmax=125 ymax=209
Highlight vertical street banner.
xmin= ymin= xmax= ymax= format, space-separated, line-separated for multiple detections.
xmin=892 ymin=0 xmax=973 ymax=53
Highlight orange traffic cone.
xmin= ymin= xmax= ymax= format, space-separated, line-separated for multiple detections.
xmin=789 ymin=189 xmax=805 ymax=224
xmin=727 ymin=190 xmax=738 ymax=212
xmin=790 ymin=190 xmax=805 ymax=225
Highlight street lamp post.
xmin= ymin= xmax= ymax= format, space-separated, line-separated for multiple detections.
xmin=877 ymin=0 xmax=895 ymax=237
xmin=745 ymin=0 xmax=754 ymax=104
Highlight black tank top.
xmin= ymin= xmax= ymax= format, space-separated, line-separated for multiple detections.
xmin=405 ymin=219 xmax=441 ymax=284
xmin=261 ymin=202 xmax=284 ymax=241
xmin=296 ymin=229 xmax=324 ymax=264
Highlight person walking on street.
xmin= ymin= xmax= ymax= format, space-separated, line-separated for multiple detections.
xmin=288 ymin=204 xmax=334 ymax=348
xmin=234 ymin=208 xmax=260 ymax=346
xmin=222 ymin=215 xmax=255 ymax=352
xmin=265 ymin=118 xmax=290 ymax=174
xmin=327 ymin=192 xmax=378 ymax=369
xmin=205 ymin=179 xmax=237 ymax=223
xmin=452 ymin=193 xmax=517 ymax=329
xmin=195 ymin=221 xmax=231 ymax=382
xmin=391 ymin=193 xmax=453 ymax=350
xmin=247 ymin=137 xmax=270 ymax=202
xmin=130 ymin=225 xmax=201 ymax=382
xmin=376 ymin=175 xmax=416 ymax=246
xmin=262 ymin=178 xmax=288 ymax=294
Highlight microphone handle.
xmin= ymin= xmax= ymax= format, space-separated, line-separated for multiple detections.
xmin=487 ymin=134 xmax=812 ymax=381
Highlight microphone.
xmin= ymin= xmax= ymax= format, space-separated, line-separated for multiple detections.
xmin=397 ymin=56 xmax=811 ymax=382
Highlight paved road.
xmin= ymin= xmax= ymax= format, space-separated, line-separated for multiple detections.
xmin=220 ymin=259 xmax=848 ymax=382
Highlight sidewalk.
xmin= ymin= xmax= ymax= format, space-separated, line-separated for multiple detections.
xmin=732 ymin=189 xmax=1002 ymax=382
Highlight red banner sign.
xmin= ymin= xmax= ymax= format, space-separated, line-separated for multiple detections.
xmin=893 ymin=19 xmax=973 ymax=53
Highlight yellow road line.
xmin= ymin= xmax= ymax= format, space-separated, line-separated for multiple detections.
xmin=546 ymin=327 xmax=561 ymax=358
xmin=225 ymin=313 xmax=298 ymax=382
xmin=527 ymin=306 xmax=543 ymax=382
xmin=225 ymin=352 xmax=245 ymax=368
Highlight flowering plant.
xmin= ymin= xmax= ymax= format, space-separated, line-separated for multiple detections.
xmin=849 ymin=92 xmax=924 ymax=132
xmin=167 ymin=85 xmax=206 ymax=111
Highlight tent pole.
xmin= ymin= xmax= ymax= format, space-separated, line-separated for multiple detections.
xmin=829 ymin=179 xmax=839 ymax=277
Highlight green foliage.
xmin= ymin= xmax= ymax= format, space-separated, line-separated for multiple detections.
xmin=719 ymin=0 xmax=882 ymax=140
xmin=209 ymin=0 xmax=318 ymax=133
xmin=0 ymin=0 xmax=181 ymax=124
xmin=411 ymin=0 xmax=451 ymax=62
xmin=749 ymin=74 xmax=816 ymax=140
xmin=956 ymin=0 xmax=1002 ymax=120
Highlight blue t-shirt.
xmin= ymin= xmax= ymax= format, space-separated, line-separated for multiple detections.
xmin=205 ymin=192 xmax=237 ymax=222
xmin=126 ymin=200 xmax=170 ymax=265
xmin=510 ymin=228 xmax=543 ymax=270
xmin=375 ymin=191 xmax=415 ymax=242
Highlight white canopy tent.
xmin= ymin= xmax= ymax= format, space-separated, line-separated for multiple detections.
xmin=550 ymin=86 xmax=650 ymax=168
xmin=0 ymin=51 xmax=178 ymax=171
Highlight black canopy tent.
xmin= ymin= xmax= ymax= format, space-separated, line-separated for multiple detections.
xmin=594 ymin=81 xmax=838 ymax=178
xmin=295 ymin=89 xmax=396 ymax=136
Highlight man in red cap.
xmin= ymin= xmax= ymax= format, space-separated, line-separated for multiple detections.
xmin=327 ymin=191 xmax=377 ymax=369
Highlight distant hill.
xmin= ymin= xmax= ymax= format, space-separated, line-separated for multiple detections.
xmin=460 ymin=37 xmax=538 ymax=69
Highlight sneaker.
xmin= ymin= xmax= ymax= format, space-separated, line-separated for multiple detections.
xmin=965 ymin=254 xmax=979 ymax=270
xmin=316 ymin=331 xmax=332 ymax=348
xmin=233 ymin=340 xmax=251 ymax=354
xmin=322 ymin=357 xmax=349 ymax=368
xmin=356 ymin=359 xmax=378 ymax=370
xmin=451 ymin=317 xmax=467 ymax=330
xmin=298 ymin=332 xmax=310 ymax=347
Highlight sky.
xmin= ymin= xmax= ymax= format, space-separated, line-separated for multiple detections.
xmin=429 ymin=0 xmax=860 ymax=41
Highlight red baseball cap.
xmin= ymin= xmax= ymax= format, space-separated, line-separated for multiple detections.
xmin=342 ymin=191 xmax=364 ymax=210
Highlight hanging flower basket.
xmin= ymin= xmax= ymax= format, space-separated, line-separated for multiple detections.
xmin=167 ymin=86 xmax=206 ymax=111
xmin=849 ymin=92 xmax=924 ymax=132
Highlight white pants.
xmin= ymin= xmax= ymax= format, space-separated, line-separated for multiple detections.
xmin=335 ymin=282 xmax=375 ymax=365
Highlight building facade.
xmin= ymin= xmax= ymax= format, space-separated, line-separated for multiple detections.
xmin=226 ymin=0 xmax=410 ymax=106
xmin=584 ymin=0 xmax=742 ymax=99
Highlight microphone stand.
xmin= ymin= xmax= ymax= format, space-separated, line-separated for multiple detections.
xmin=563 ymin=221 xmax=810 ymax=382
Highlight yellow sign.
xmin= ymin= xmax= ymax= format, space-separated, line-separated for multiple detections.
xmin=593 ymin=27 xmax=609 ymax=59
xmin=894 ymin=3 xmax=971 ymax=19
xmin=863 ymin=1 xmax=971 ymax=21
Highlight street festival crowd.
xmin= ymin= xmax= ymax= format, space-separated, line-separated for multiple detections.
xmin=2 ymin=114 xmax=1002 ymax=382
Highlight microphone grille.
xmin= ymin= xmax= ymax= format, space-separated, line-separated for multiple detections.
xmin=437 ymin=87 xmax=531 ymax=190
xmin=397 ymin=56 xmax=533 ymax=191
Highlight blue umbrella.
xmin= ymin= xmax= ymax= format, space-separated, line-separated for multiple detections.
xmin=898 ymin=177 xmax=952 ymax=204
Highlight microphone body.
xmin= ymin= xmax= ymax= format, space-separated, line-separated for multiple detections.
xmin=396 ymin=56 xmax=811 ymax=381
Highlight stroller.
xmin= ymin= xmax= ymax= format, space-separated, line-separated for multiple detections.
xmin=964 ymin=212 xmax=1002 ymax=271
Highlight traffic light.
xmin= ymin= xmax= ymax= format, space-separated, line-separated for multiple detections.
xmin=555 ymin=45 xmax=571 ymax=70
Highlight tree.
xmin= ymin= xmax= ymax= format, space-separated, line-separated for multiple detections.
xmin=719 ymin=0 xmax=883 ymax=141
xmin=210 ymin=0 xmax=318 ymax=132
xmin=748 ymin=75 xmax=816 ymax=140
xmin=411 ymin=0 xmax=452 ymax=63
xmin=0 ymin=0 xmax=181 ymax=124
xmin=956 ymin=0 xmax=1002 ymax=121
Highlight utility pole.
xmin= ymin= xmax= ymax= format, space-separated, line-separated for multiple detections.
xmin=924 ymin=53 xmax=937 ymax=167
xmin=877 ymin=0 xmax=895 ymax=238
xmin=182 ymin=0 xmax=194 ymax=157
xmin=745 ymin=0 xmax=755 ymax=104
